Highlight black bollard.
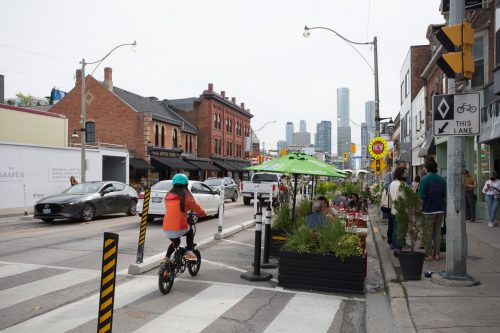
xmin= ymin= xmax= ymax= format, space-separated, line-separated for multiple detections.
xmin=261 ymin=201 xmax=277 ymax=268
xmin=241 ymin=200 xmax=273 ymax=281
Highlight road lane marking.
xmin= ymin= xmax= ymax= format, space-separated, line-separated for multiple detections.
xmin=263 ymin=293 xmax=342 ymax=333
xmin=0 ymin=263 xmax=40 ymax=279
xmin=201 ymin=258 xmax=247 ymax=273
xmin=133 ymin=284 xmax=252 ymax=332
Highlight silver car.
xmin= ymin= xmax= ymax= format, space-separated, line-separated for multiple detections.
xmin=137 ymin=180 xmax=222 ymax=222
xmin=203 ymin=177 xmax=239 ymax=202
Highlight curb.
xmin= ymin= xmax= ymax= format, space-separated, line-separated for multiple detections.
xmin=128 ymin=219 xmax=255 ymax=275
xmin=368 ymin=209 xmax=416 ymax=333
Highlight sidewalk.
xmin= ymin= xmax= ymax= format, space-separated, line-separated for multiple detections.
xmin=369 ymin=206 xmax=500 ymax=332
xmin=0 ymin=206 xmax=33 ymax=218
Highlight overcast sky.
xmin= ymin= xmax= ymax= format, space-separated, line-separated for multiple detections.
xmin=0 ymin=0 xmax=444 ymax=153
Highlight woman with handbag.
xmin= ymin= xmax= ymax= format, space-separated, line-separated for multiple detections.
xmin=482 ymin=171 xmax=500 ymax=227
xmin=381 ymin=187 xmax=393 ymax=246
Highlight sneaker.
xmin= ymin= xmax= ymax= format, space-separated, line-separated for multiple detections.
xmin=183 ymin=251 xmax=198 ymax=261
xmin=488 ymin=222 xmax=495 ymax=227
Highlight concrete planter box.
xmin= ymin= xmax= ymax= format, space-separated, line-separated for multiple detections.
xmin=278 ymin=250 xmax=365 ymax=294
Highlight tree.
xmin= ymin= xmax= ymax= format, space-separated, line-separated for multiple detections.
xmin=15 ymin=92 xmax=33 ymax=106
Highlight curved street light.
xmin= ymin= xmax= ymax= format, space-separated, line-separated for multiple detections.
xmin=303 ymin=25 xmax=384 ymax=137
xmin=79 ymin=41 xmax=137 ymax=182
xmin=253 ymin=120 xmax=277 ymax=132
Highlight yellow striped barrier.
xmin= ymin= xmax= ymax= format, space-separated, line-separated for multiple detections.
xmin=97 ymin=232 xmax=119 ymax=333
xmin=136 ymin=188 xmax=151 ymax=264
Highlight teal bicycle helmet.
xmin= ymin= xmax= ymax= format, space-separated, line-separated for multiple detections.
xmin=172 ymin=173 xmax=189 ymax=186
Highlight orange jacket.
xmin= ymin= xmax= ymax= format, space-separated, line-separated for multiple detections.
xmin=162 ymin=192 xmax=206 ymax=231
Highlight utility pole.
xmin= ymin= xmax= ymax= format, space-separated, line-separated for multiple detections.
xmin=442 ymin=0 xmax=471 ymax=281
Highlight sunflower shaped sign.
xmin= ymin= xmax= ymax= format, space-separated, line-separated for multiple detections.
xmin=368 ymin=136 xmax=388 ymax=159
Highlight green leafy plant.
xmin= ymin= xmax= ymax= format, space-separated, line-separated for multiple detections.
xmin=394 ymin=183 xmax=429 ymax=252
xmin=369 ymin=182 xmax=383 ymax=205
xmin=272 ymin=202 xmax=292 ymax=231
xmin=283 ymin=224 xmax=316 ymax=253
xmin=332 ymin=234 xmax=363 ymax=260
xmin=295 ymin=199 xmax=312 ymax=220
xmin=317 ymin=218 xmax=346 ymax=254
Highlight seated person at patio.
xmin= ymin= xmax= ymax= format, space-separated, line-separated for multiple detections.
xmin=305 ymin=200 xmax=326 ymax=229
xmin=349 ymin=193 xmax=360 ymax=210
xmin=333 ymin=192 xmax=349 ymax=206
xmin=317 ymin=195 xmax=337 ymax=216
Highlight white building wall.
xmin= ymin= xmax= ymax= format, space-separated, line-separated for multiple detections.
xmin=411 ymin=87 xmax=426 ymax=169
xmin=399 ymin=49 xmax=412 ymax=163
xmin=0 ymin=142 xmax=129 ymax=209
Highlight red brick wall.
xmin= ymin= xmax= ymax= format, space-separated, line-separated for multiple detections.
xmin=411 ymin=45 xmax=431 ymax=100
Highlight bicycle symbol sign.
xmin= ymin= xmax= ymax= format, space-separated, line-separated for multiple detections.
xmin=433 ymin=93 xmax=480 ymax=136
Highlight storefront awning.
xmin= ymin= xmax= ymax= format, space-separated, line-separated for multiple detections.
xmin=151 ymin=156 xmax=198 ymax=171
xmin=213 ymin=159 xmax=237 ymax=171
xmin=224 ymin=160 xmax=244 ymax=171
xmin=129 ymin=158 xmax=155 ymax=170
xmin=418 ymin=132 xmax=436 ymax=157
xmin=184 ymin=159 xmax=221 ymax=171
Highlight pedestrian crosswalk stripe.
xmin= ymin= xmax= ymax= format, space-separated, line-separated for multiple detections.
xmin=262 ymin=293 xmax=342 ymax=332
xmin=0 ymin=270 xmax=99 ymax=310
xmin=2 ymin=277 xmax=156 ymax=333
xmin=0 ymin=263 xmax=39 ymax=279
xmin=133 ymin=284 xmax=253 ymax=332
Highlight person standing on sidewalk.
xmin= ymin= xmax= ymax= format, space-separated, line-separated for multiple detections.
xmin=482 ymin=171 xmax=500 ymax=227
xmin=389 ymin=167 xmax=406 ymax=256
xmin=464 ymin=170 xmax=476 ymax=222
xmin=418 ymin=158 xmax=446 ymax=261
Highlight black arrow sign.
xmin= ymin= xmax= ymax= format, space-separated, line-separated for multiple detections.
xmin=439 ymin=122 xmax=449 ymax=134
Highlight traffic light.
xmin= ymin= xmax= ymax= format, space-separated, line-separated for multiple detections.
xmin=436 ymin=20 xmax=474 ymax=79
xmin=281 ymin=148 xmax=287 ymax=156
xmin=350 ymin=143 xmax=356 ymax=154
xmin=258 ymin=154 xmax=263 ymax=163
xmin=343 ymin=152 xmax=348 ymax=161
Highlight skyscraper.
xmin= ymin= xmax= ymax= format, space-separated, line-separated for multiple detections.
xmin=299 ymin=120 xmax=307 ymax=133
xmin=337 ymin=88 xmax=350 ymax=127
xmin=361 ymin=122 xmax=368 ymax=169
xmin=286 ymin=122 xmax=294 ymax=147
xmin=315 ymin=121 xmax=331 ymax=154
xmin=365 ymin=101 xmax=376 ymax=141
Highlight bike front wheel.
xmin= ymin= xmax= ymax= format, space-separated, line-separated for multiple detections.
xmin=187 ymin=249 xmax=201 ymax=276
xmin=158 ymin=262 xmax=174 ymax=294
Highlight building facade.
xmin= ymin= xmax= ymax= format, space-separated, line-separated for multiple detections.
xmin=337 ymin=87 xmax=350 ymax=127
xmin=315 ymin=120 xmax=331 ymax=154
xmin=365 ymin=101 xmax=375 ymax=141
xmin=299 ymin=120 xmax=307 ymax=133
xmin=286 ymin=122 xmax=294 ymax=147
xmin=293 ymin=132 xmax=311 ymax=147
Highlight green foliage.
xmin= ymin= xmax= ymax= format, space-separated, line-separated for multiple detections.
xmin=296 ymin=199 xmax=312 ymax=220
xmin=283 ymin=224 xmax=316 ymax=253
xmin=369 ymin=182 xmax=383 ymax=205
xmin=272 ymin=202 xmax=293 ymax=231
xmin=394 ymin=182 xmax=429 ymax=252
xmin=316 ymin=181 xmax=338 ymax=200
xmin=316 ymin=218 xmax=347 ymax=254
xmin=340 ymin=181 xmax=361 ymax=197
xmin=333 ymin=234 xmax=363 ymax=260
xmin=15 ymin=92 xmax=33 ymax=106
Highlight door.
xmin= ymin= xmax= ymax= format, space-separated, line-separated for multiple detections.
xmin=200 ymin=183 xmax=218 ymax=214
xmin=99 ymin=183 xmax=118 ymax=214
xmin=112 ymin=183 xmax=130 ymax=212
xmin=190 ymin=183 xmax=209 ymax=213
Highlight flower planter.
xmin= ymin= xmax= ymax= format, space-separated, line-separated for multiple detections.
xmin=398 ymin=251 xmax=425 ymax=280
xmin=278 ymin=250 xmax=365 ymax=293
xmin=269 ymin=228 xmax=287 ymax=257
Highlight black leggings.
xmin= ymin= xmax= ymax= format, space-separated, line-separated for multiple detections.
xmin=166 ymin=227 xmax=194 ymax=258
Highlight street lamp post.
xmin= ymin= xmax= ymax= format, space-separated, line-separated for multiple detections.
xmin=248 ymin=120 xmax=276 ymax=162
xmin=303 ymin=26 xmax=383 ymax=136
xmin=79 ymin=41 xmax=137 ymax=182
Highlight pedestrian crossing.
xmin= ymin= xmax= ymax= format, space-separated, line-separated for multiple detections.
xmin=0 ymin=261 xmax=355 ymax=332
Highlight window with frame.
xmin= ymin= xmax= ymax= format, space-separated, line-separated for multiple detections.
xmin=441 ymin=74 xmax=447 ymax=94
xmin=85 ymin=122 xmax=95 ymax=143
xmin=214 ymin=114 xmax=217 ymax=128
xmin=405 ymin=71 xmax=410 ymax=98
xmin=154 ymin=124 xmax=159 ymax=146
xmin=217 ymin=114 xmax=221 ymax=129
xmin=189 ymin=135 xmax=193 ymax=153
xmin=400 ymin=82 xmax=404 ymax=105
xmin=161 ymin=126 xmax=165 ymax=147
xmin=214 ymin=139 xmax=218 ymax=154
xmin=229 ymin=119 xmax=233 ymax=133
xmin=172 ymin=128 xmax=178 ymax=148
xmin=472 ymin=34 xmax=485 ymax=88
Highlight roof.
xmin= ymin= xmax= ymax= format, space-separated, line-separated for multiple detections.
xmin=113 ymin=87 xmax=198 ymax=134
xmin=202 ymin=91 xmax=253 ymax=118
xmin=167 ymin=98 xmax=199 ymax=112
xmin=0 ymin=103 xmax=66 ymax=119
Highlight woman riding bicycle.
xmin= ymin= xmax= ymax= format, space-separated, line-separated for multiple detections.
xmin=163 ymin=174 xmax=206 ymax=263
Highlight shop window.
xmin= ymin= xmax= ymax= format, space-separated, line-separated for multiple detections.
xmin=479 ymin=143 xmax=490 ymax=202
xmin=85 ymin=122 xmax=95 ymax=143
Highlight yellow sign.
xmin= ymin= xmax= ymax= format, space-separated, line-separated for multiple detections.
xmin=370 ymin=159 xmax=386 ymax=174
xmin=368 ymin=136 xmax=388 ymax=159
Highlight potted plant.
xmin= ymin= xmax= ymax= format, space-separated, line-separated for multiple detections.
xmin=394 ymin=183 xmax=429 ymax=280
xmin=278 ymin=219 xmax=365 ymax=293
xmin=270 ymin=202 xmax=292 ymax=256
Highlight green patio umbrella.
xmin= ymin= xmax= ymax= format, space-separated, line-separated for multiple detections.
xmin=246 ymin=153 xmax=346 ymax=221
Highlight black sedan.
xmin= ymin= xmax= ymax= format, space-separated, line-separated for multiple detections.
xmin=34 ymin=181 xmax=138 ymax=222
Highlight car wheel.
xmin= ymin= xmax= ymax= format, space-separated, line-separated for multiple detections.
xmin=42 ymin=218 xmax=54 ymax=222
xmin=147 ymin=215 xmax=155 ymax=223
xmin=81 ymin=204 xmax=96 ymax=222
xmin=126 ymin=200 xmax=137 ymax=216
xmin=243 ymin=197 xmax=251 ymax=205
xmin=231 ymin=191 xmax=238 ymax=202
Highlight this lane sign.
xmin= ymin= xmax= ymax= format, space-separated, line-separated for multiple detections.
xmin=433 ymin=93 xmax=480 ymax=136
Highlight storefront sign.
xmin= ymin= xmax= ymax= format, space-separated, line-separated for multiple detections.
xmin=368 ymin=137 xmax=388 ymax=159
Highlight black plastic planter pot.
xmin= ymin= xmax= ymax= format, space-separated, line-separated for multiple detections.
xmin=278 ymin=250 xmax=365 ymax=293
xmin=398 ymin=251 xmax=425 ymax=280
xmin=270 ymin=228 xmax=287 ymax=257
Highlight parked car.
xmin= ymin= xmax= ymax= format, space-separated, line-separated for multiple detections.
xmin=203 ymin=177 xmax=239 ymax=202
xmin=240 ymin=172 xmax=280 ymax=206
xmin=137 ymin=180 xmax=222 ymax=222
xmin=34 ymin=181 xmax=138 ymax=222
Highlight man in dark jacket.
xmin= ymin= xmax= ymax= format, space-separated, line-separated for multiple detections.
xmin=418 ymin=158 xmax=446 ymax=261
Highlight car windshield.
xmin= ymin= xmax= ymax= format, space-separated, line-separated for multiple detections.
xmin=252 ymin=174 xmax=278 ymax=182
xmin=152 ymin=181 xmax=173 ymax=192
xmin=204 ymin=179 xmax=222 ymax=186
xmin=63 ymin=182 xmax=104 ymax=194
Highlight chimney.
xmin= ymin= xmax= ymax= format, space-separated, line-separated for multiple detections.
xmin=75 ymin=69 xmax=82 ymax=86
xmin=221 ymin=91 xmax=225 ymax=98
xmin=103 ymin=67 xmax=113 ymax=92
xmin=208 ymin=83 xmax=213 ymax=92
xmin=231 ymin=97 xmax=236 ymax=104
xmin=240 ymin=102 xmax=245 ymax=109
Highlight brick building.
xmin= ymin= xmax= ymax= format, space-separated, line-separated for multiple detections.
xmin=169 ymin=83 xmax=253 ymax=180
xmin=49 ymin=67 xmax=200 ymax=186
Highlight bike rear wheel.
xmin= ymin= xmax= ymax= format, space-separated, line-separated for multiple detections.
xmin=158 ymin=262 xmax=174 ymax=294
xmin=187 ymin=249 xmax=201 ymax=276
